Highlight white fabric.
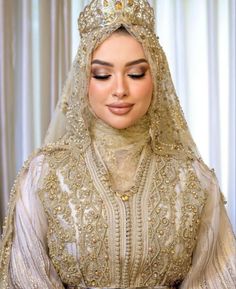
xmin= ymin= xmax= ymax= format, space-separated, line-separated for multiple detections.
xmin=9 ymin=155 xmax=64 ymax=288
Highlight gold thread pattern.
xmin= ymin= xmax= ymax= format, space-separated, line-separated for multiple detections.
xmin=36 ymin=147 xmax=206 ymax=287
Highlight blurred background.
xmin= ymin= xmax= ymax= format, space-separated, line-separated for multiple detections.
xmin=0 ymin=0 xmax=235 ymax=231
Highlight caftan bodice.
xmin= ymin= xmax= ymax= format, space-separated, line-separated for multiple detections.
xmin=1 ymin=143 xmax=235 ymax=289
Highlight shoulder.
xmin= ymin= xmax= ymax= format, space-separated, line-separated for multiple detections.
xmin=192 ymin=158 xmax=224 ymax=205
xmin=26 ymin=140 xmax=84 ymax=171
xmin=37 ymin=140 xmax=72 ymax=160
xmin=154 ymin=153 xmax=217 ymax=181
xmin=15 ymin=140 xmax=80 ymax=189
xmin=152 ymin=152 xmax=198 ymax=174
xmin=153 ymin=153 xmax=219 ymax=195
xmin=191 ymin=158 xmax=219 ymax=190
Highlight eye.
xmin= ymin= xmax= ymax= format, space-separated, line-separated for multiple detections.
xmin=128 ymin=72 xmax=145 ymax=79
xmin=92 ymin=74 xmax=111 ymax=80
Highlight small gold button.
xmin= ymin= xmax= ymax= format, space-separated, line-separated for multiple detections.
xmin=121 ymin=194 xmax=129 ymax=201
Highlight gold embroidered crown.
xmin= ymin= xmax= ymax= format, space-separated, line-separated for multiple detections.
xmin=78 ymin=0 xmax=155 ymax=37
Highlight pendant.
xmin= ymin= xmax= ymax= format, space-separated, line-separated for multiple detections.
xmin=121 ymin=194 xmax=129 ymax=201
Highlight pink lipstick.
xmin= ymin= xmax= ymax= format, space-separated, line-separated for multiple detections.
xmin=107 ymin=103 xmax=134 ymax=115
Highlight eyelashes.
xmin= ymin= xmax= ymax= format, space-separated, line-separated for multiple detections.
xmin=92 ymin=75 xmax=111 ymax=80
xmin=92 ymin=72 xmax=146 ymax=80
xmin=128 ymin=73 xmax=145 ymax=79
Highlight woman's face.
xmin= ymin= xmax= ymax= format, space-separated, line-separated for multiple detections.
xmin=88 ymin=32 xmax=153 ymax=129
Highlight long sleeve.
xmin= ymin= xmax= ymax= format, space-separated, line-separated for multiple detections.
xmin=0 ymin=154 xmax=65 ymax=289
xmin=180 ymin=160 xmax=236 ymax=289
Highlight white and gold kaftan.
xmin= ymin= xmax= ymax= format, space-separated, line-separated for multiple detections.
xmin=0 ymin=0 xmax=235 ymax=288
xmin=0 ymin=121 xmax=235 ymax=288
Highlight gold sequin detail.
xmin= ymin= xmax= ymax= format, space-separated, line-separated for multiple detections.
xmin=0 ymin=142 xmax=210 ymax=287
xmin=39 ymin=146 xmax=206 ymax=287
xmin=38 ymin=147 xmax=110 ymax=286
xmin=78 ymin=0 xmax=155 ymax=37
xmin=128 ymin=0 xmax=134 ymax=6
xmin=138 ymin=155 xmax=206 ymax=286
xmin=115 ymin=1 xmax=122 ymax=10
xmin=103 ymin=0 xmax=109 ymax=7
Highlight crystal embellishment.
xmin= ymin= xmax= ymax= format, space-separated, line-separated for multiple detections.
xmin=115 ymin=1 xmax=123 ymax=10
xmin=78 ymin=0 xmax=155 ymax=38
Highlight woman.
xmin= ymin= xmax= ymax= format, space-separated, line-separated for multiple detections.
xmin=0 ymin=0 xmax=235 ymax=288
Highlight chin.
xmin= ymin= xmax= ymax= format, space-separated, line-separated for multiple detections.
xmin=107 ymin=120 xmax=136 ymax=130
xmin=111 ymin=125 xmax=131 ymax=130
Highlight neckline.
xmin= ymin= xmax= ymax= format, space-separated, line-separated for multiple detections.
xmin=90 ymin=143 xmax=152 ymax=202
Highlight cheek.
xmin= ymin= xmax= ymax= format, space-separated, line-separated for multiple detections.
xmin=88 ymin=80 xmax=97 ymax=100
xmin=146 ymin=75 xmax=154 ymax=94
xmin=146 ymin=77 xmax=154 ymax=102
xmin=88 ymin=81 xmax=99 ymax=113
xmin=88 ymin=81 xmax=102 ymax=110
xmin=88 ymin=80 xmax=110 ymax=103
xmin=137 ymin=78 xmax=153 ymax=107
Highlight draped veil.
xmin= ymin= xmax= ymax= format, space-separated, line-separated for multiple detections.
xmin=44 ymin=0 xmax=200 ymax=160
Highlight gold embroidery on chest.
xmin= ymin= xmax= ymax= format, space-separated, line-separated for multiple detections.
xmin=139 ymin=156 xmax=206 ymax=287
xmin=38 ymin=149 xmax=207 ymax=287
xmin=38 ymin=150 xmax=110 ymax=286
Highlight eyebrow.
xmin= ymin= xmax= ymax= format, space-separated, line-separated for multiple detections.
xmin=91 ymin=58 xmax=148 ymax=67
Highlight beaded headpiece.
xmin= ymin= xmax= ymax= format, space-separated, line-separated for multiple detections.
xmin=78 ymin=0 xmax=155 ymax=37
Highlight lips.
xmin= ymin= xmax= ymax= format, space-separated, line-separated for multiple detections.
xmin=107 ymin=102 xmax=134 ymax=115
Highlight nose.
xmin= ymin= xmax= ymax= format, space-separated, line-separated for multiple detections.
xmin=112 ymin=75 xmax=128 ymax=98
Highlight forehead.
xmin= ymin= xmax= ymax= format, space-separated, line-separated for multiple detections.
xmin=92 ymin=33 xmax=146 ymax=61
